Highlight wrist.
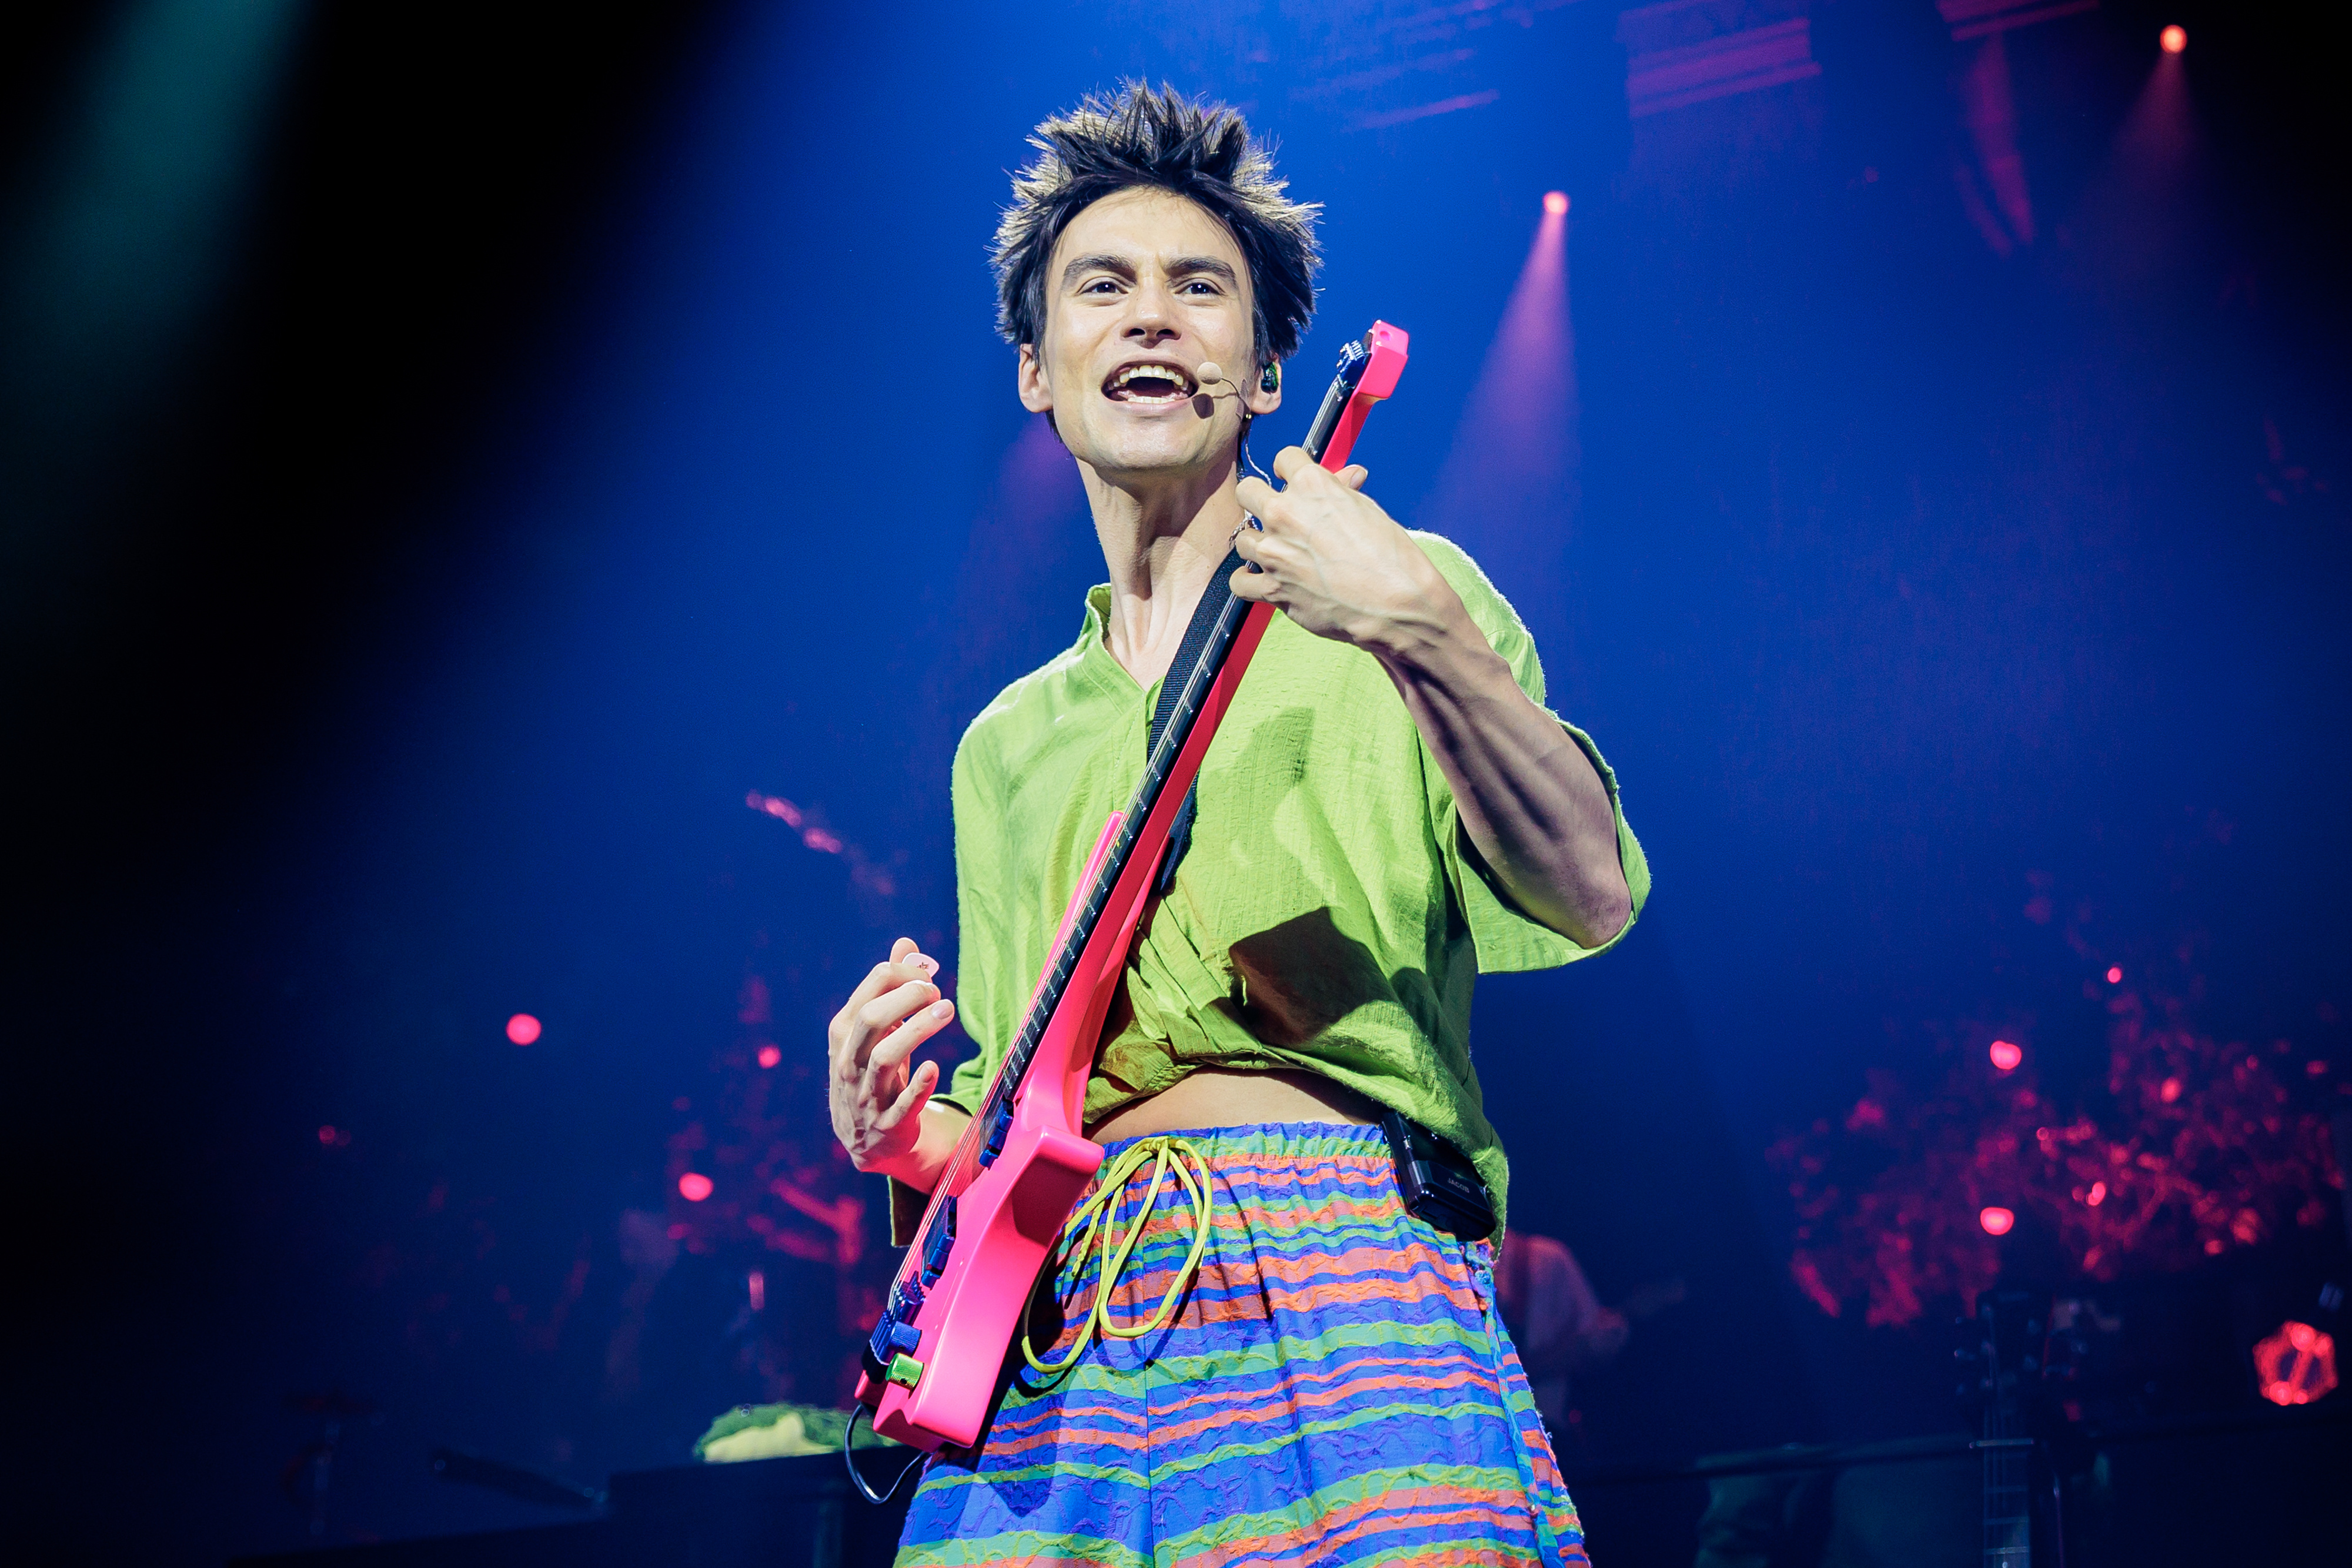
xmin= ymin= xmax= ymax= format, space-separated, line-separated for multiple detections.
xmin=1354 ymin=539 xmax=1498 ymax=676
xmin=857 ymin=1102 xmax=964 ymax=1188
xmin=1365 ymin=583 xmax=1491 ymax=687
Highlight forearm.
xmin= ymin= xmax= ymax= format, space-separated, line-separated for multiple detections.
xmin=861 ymin=1101 xmax=971 ymax=1191
xmin=1372 ymin=599 xmax=1632 ymax=948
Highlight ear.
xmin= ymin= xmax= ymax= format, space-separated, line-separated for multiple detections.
xmin=1242 ymin=359 xmax=1282 ymax=419
xmin=1017 ymin=343 xmax=1053 ymax=414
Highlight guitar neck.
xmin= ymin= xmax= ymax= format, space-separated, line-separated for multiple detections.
xmin=967 ymin=323 xmax=1410 ymax=1136
xmin=885 ymin=325 xmax=1411 ymax=1291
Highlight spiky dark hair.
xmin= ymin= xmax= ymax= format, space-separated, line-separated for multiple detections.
xmin=993 ymin=83 xmax=1319 ymax=367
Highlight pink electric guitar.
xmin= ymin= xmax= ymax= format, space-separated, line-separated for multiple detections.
xmin=852 ymin=322 xmax=1411 ymax=1458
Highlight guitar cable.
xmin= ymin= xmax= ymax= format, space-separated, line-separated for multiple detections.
xmin=841 ymin=1403 xmax=930 ymax=1504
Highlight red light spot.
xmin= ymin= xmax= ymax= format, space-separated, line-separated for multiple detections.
xmin=747 ymin=1268 xmax=766 ymax=1312
xmin=2086 ymin=1181 xmax=2106 ymax=1206
xmin=678 ymin=1172 xmax=713 ymax=1202
xmin=1979 ymin=1206 xmax=2015 ymax=1236
xmin=318 ymin=1124 xmax=338 ymax=1145
xmin=2159 ymin=24 xmax=2186 ymax=54
xmin=2105 ymin=966 xmax=2123 ymax=985
xmin=2159 ymin=1076 xmax=2183 ymax=1103
xmin=1542 ymin=190 xmax=1569 ymax=216
xmin=756 ymin=1044 xmax=781 ymax=1069
xmin=2313 ymin=1061 xmax=2331 ymax=1078
xmin=506 ymin=1013 xmax=542 ymax=1045
xmin=747 ymin=791 xmax=804 ymax=828
xmin=1989 ymin=1039 xmax=2023 ymax=1072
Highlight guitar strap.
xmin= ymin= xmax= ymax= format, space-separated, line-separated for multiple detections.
xmin=1145 ymin=546 xmax=1250 ymax=898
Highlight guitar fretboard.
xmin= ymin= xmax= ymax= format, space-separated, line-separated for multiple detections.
xmin=890 ymin=332 xmax=1382 ymax=1286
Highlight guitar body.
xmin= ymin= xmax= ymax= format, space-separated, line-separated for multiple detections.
xmin=856 ymin=325 xmax=1407 ymax=1454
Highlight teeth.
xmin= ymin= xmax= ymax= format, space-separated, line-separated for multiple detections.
xmin=1111 ymin=362 xmax=1193 ymax=394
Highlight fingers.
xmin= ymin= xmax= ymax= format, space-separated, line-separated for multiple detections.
xmin=830 ymin=939 xmax=940 ymax=1078
xmin=837 ymin=940 xmax=932 ymax=1028
xmin=840 ymin=979 xmax=939 ymax=1079
xmin=867 ymin=996 xmax=954 ymax=1075
xmin=859 ymin=997 xmax=954 ymax=1114
xmin=1236 ymin=454 xmax=1357 ymax=523
xmin=872 ymin=1058 xmax=940 ymax=1135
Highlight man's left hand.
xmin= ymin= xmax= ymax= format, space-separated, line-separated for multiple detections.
xmin=1231 ymin=445 xmax=1458 ymax=657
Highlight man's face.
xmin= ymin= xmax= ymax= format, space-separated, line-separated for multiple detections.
xmin=1018 ymin=186 xmax=1281 ymax=480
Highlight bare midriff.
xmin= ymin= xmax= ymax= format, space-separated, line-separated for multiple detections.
xmin=1084 ymin=1066 xmax=1379 ymax=1145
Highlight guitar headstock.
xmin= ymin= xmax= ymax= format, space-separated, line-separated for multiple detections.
xmin=1355 ymin=321 xmax=1409 ymax=400
xmin=1305 ymin=320 xmax=1411 ymax=470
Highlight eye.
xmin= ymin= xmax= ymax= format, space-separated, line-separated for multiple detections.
xmin=1080 ymin=277 xmax=1123 ymax=295
xmin=1180 ymin=279 xmax=1222 ymax=296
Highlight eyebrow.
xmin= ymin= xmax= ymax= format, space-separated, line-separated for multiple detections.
xmin=1058 ymin=253 xmax=1240 ymax=290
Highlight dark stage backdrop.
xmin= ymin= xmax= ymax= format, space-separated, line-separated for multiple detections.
xmin=6 ymin=2 xmax=2346 ymax=1563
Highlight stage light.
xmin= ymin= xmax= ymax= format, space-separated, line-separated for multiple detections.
xmin=2105 ymin=966 xmax=2123 ymax=984
xmin=679 ymin=1172 xmax=714 ymax=1202
xmin=1980 ymin=1206 xmax=2016 ymax=1236
xmin=1543 ymin=190 xmax=1568 ymax=216
xmin=2160 ymin=1076 xmax=2182 ymax=1102
xmin=506 ymin=1012 xmax=542 ymax=1045
xmin=756 ymin=1044 xmax=781 ymax=1069
xmin=1989 ymin=1039 xmax=2023 ymax=1072
xmin=2159 ymin=25 xmax=2186 ymax=54
xmin=2086 ymin=1181 xmax=2106 ymax=1206
xmin=318 ymin=1124 xmax=338 ymax=1145
xmin=2255 ymin=1320 xmax=2336 ymax=1405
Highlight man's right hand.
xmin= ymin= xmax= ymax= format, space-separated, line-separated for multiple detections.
xmin=828 ymin=937 xmax=963 ymax=1181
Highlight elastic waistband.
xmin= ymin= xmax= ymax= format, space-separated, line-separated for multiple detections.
xmin=1093 ymin=1119 xmax=1388 ymax=1164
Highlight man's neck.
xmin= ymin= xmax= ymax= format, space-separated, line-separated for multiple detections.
xmin=1077 ymin=455 xmax=1250 ymax=690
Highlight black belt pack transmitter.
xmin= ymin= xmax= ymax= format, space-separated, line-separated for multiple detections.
xmin=1380 ymin=1109 xmax=1496 ymax=1240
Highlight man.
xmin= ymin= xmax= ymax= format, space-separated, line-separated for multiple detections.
xmin=827 ymin=84 xmax=1648 ymax=1566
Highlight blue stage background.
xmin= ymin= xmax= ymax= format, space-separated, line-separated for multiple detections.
xmin=6 ymin=2 xmax=2346 ymax=1561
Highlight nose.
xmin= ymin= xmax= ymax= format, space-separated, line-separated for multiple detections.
xmin=1122 ymin=275 xmax=1181 ymax=347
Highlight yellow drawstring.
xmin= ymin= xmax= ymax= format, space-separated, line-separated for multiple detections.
xmin=1023 ymin=1135 xmax=1214 ymax=1378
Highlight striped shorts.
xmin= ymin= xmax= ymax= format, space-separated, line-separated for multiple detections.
xmin=894 ymin=1122 xmax=1591 ymax=1567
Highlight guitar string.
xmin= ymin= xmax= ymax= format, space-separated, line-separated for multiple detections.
xmin=888 ymin=586 xmax=1250 ymax=1295
xmin=886 ymin=357 xmax=1372 ymax=1292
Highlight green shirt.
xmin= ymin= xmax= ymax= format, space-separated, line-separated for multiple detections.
xmin=936 ymin=531 xmax=1650 ymax=1235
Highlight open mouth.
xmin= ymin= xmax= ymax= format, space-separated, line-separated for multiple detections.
xmin=1101 ymin=360 xmax=1197 ymax=404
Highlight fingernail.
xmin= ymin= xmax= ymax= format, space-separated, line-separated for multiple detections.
xmin=910 ymin=954 xmax=938 ymax=977
xmin=930 ymin=999 xmax=953 ymax=1018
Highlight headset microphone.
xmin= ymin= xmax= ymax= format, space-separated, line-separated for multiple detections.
xmin=1191 ymin=362 xmax=1234 ymax=417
